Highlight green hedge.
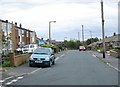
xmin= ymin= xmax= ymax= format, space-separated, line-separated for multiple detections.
xmin=2 ymin=57 xmax=12 ymax=67
xmin=40 ymin=44 xmax=59 ymax=53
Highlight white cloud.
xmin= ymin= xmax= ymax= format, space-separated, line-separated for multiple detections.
xmin=0 ymin=0 xmax=118 ymax=40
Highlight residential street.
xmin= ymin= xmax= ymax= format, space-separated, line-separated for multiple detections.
xmin=6 ymin=50 xmax=118 ymax=86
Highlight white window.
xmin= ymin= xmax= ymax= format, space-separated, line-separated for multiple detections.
xmin=18 ymin=29 xmax=21 ymax=36
xmin=27 ymin=31 xmax=29 ymax=37
xmin=2 ymin=23 xmax=6 ymax=36
xmin=22 ymin=30 xmax=24 ymax=37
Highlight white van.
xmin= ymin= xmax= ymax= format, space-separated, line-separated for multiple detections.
xmin=22 ymin=44 xmax=39 ymax=53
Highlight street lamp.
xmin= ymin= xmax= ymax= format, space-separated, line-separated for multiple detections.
xmin=49 ymin=21 xmax=56 ymax=44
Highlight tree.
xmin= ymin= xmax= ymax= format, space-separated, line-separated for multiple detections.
xmin=63 ymin=40 xmax=82 ymax=50
xmin=85 ymin=37 xmax=99 ymax=45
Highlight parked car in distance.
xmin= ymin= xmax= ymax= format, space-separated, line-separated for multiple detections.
xmin=29 ymin=47 xmax=55 ymax=67
xmin=79 ymin=46 xmax=86 ymax=51
xmin=16 ymin=44 xmax=39 ymax=53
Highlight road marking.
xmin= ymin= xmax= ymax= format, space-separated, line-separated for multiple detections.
xmin=55 ymin=57 xmax=60 ymax=61
xmin=4 ymin=76 xmax=14 ymax=81
xmin=11 ymin=79 xmax=18 ymax=82
xmin=55 ymin=54 xmax=65 ymax=61
xmin=92 ymin=53 xmax=120 ymax=72
xmin=17 ymin=76 xmax=23 ymax=80
xmin=29 ymin=68 xmax=41 ymax=74
xmin=92 ymin=54 xmax=96 ymax=57
xmin=5 ymin=81 xmax=13 ymax=85
xmin=0 ymin=80 xmax=5 ymax=82
xmin=60 ymin=54 xmax=65 ymax=57
xmin=106 ymin=63 xmax=120 ymax=72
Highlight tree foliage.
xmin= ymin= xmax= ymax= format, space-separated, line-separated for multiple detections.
xmin=63 ymin=40 xmax=82 ymax=49
xmin=85 ymin=37 xmax=99 ymax=45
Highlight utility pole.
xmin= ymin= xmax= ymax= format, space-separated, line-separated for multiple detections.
xmin=101 ymin=0 xmax=106 ymax=58
xmin=82 ymin=25 xmax=84 ymax=45
xmin=89 ymin=31 xmax=92 ymax=43
xmin=78 ymin=32 xmax=80 ymax=41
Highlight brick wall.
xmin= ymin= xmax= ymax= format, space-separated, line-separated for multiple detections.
xmin=0 ymin=21 xmax=2 ymax=50
xmin=9 ymin=53 xmax=29 ymax=67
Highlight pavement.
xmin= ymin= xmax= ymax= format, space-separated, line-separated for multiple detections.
xmin=89 ymin=51 xmax=119 ymax=72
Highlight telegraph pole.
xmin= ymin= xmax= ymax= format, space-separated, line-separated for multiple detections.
xmin=101 ymin=0 xmax=105 ymax=58
xmin=78 ymin=32 xmax=80 ymax=41
xmin=89 ymin=31 xmax=92 ymax=43
xmin=82 ymin=25 xmax=84 ymax=45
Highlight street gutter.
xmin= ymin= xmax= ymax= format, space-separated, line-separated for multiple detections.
xmin=91 ymin=52 xmax=120 ymax=72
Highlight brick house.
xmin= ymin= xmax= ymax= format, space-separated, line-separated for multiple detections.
xmin=0 ymin=20 xmax=2 ymax=53
xmin=0 ymin=19 xmax=37 ymax=53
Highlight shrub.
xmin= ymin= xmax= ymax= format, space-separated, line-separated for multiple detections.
xmin=41 ymin=44 xmax=60 ymax=53
xmin=2 ymin=57 xmax=12 ymax=67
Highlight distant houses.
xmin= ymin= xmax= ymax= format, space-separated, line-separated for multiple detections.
xmin=88 ymin=33 xmax=120 ymax=49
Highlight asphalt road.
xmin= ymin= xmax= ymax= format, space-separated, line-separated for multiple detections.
xmin=8 ymin=50 xmax=118 ymax=85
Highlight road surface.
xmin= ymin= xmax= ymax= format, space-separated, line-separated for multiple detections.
xmin=7 ymin=50 xmax=118 ymax=85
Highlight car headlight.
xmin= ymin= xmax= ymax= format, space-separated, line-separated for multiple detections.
xmin=45 ymin=57 xmax=50 ymax=61
xmin=29 ymin=56 xmax=33 ymax=60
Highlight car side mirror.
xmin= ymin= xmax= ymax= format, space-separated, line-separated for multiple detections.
xmin=51 ymin=53 xmax=54 ymax=55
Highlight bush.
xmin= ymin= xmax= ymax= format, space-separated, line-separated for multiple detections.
xmin=111 ymin=48 xmax=120 ymax=52
xmin=2 ymin=57 xmax=12 ymax=67
xmin=51 ymin=45 xmax=59 ymax=53
xmin=40 ymin=44 xmax=60 ymax=53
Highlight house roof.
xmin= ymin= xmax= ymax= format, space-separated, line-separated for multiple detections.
xmin=89 ymin=34 xmax=120 ymax=46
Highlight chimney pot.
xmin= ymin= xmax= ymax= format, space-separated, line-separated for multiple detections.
xmin=113 ymin=32 xmax=116 ymax=36
xmin=15 ymin=22 xmax=17 ymax=26
xmin=20 ymin=23 xmax=22 ymax=28
xmin=6 ymin=20 xmax=8 ymax=23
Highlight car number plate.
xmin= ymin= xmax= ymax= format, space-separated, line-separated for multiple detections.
xmin=35 ymin=61 xmax=42 ymax=63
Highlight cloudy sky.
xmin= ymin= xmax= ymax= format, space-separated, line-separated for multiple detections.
xmin=0 ymin=0 xmax=119 ymax=41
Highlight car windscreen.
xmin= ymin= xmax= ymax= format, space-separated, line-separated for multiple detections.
xmin=33 ymin=48 xmax=50 ymax=55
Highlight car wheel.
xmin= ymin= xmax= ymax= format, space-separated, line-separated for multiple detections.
xmin=29 ymin=63 xmax=33 ymax=67
xmin=48 ymin=61 xmax=52 ymax=67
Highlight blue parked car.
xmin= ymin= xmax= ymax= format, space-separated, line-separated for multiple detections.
xmin=29 ymin=47 xmax=55 ymax=67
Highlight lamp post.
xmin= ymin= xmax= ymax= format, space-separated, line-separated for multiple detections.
xmin=49 ymin=21 xmax=56 ymax=44
xmin=101 ymin=0 xmax=105 ymax=58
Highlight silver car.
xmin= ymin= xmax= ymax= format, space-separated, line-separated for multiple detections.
xmin=29 ymin=47 xmax=55 ymax=67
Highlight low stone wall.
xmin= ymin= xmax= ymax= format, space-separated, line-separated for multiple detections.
xmin=110 ymin=51 xmax=120 ymax=58
xmin=9 ymin=53 xmax=30 ymax=67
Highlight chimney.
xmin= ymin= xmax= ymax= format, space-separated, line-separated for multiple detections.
xmin=15 ymin=22 xmax=17 ymax=26
xmin=6 ymin=20 xmax=8 ymax=23
xmin=20 ymin=23 xmax=22 ymax=28
xmin=113 ymin=32 xmax=116 ymax=36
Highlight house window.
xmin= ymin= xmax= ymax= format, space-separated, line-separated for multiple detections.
xmin=27 ymin=31 xmax=29 ymax=37
xmin=7 ymin=23 xmax=12 ymax=34
xmin=22 ymin=30 xmax=24 ymax=37
xmin=18 ymin=29 xmax=21 ymax=36
xmin=2 ymin=23 xmax=6 ymax=35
